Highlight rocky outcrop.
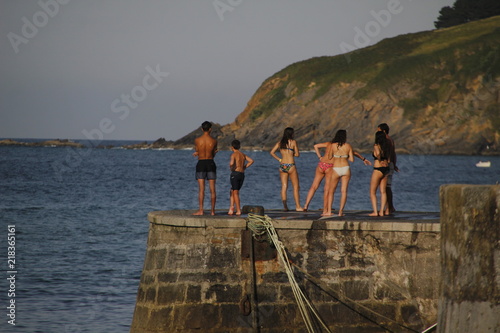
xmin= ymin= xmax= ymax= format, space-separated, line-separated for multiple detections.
xmin=0 ymin=139 xmax=85 ymax=148
xmin=121 ymin=138 xmax=176 ymax=149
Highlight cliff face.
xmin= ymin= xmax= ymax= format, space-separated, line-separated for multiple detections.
xmin=176 ymin=16 xmax=500 ymax=155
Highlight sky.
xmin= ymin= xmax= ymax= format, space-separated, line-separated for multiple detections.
xmin=0 ymin=0 xmax=455 ymax=141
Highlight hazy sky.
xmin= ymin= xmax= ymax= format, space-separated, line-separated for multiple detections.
xmin=1 ymin=0 xmax=455 ymax=141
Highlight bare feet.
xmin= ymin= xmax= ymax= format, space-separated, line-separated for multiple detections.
xmin=193 ymin=210 xmax=204 ymax=216
xmin=282 ymin=201 xmax=289 ymax=212
xmin=368 ymin=212 xmax=379 ymax=216
xmin=321 ymin=212 xmax=332 ymax=216
xmin=210 ymin=211 xmax=216 ymax=216
xmin=296 ymin=207 xmax=304 ymax=212
xmin=338 ymin=211 xmax=344 ymax=217
xmin=235 ymin=211 xmax=241 ymax=216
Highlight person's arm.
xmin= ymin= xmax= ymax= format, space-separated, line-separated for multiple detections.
xmin=293 ymin=140 xmax=300 ymax=157
xmin=213 ymin=140 xmax=218 ymax=156
xmin=347 ymin=144 xmax=354 ymax=163
xmin=314 ymin=142 xmax=327 ymax=159
xmin=270 ymin=142 xmax=281 ymax=162
xmin=244 ymin=155 xmax=254 ymax=170
xmin=193 ymin=138 xmax=199 ymax=157
xmin=229 ymin=153 xmax=235 ymax=170
xmin=353 ymin=151 xmax=371 ymax=166
xmin=392 ymin=141 xmax=399 ymax=172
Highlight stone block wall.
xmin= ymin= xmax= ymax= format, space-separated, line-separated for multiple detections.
xmin=438 ymin=185 xmax=500 ymax=333
xmin=130 ymin=211 xmax=440 ymax=333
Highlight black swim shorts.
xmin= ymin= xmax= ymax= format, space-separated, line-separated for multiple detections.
xmin=230 ymin=171 xmax=245 ymax=190
xmin=196 ymin=159 xmax=217 ymax=180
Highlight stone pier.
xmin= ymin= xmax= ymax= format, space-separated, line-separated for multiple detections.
xmin=438 ymin=185 xmax=500 ymax=333
xmin=130 ymin=210 xmax=441 ymax=333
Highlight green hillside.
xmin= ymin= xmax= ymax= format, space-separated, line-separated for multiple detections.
xmin=250 ymin=16 xmax=500 ymax=126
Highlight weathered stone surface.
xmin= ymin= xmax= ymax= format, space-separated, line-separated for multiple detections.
xmin=131 ymin=211 xmax=441 ymax=332
xmin=438 ymin=184 xmax=500 ymax=333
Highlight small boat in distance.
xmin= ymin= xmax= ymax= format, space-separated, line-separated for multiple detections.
xmin=476 ymin=161 xmax=491 ymax=168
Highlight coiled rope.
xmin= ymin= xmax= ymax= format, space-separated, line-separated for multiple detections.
xmin=247 ymin=214 xmax=332 ymax=333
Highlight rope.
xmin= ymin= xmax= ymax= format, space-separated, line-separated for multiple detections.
xmin=247 ymin=214 xmax=332 ymax=333
xmin=246 ymin=213 xmax=421 ymax=333
xmin=293 ymin=264 xmax=419 ymax=333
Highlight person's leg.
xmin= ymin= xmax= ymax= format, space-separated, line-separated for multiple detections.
xmin=228 ymin=189 xmax=234 ymax=215
xmin=385 ymin=186 xmax=393 ymax=214
xmin=234 ymin=190 xmax=241 ymax=215
xmin=208 ymin=179 xmax=216 ymax=216
xmin=279 ymin=172 xmax=289 ymax=211
xmin=379 ymin=177 xmax=388 ymax=216
xmin=338 ymin=172 xmax=351 ymax=216
xmin=385 ymin=163 xmax=395 ymax=214
xmin=193 ymin=179 xmax=205 ymax=215
xmin=323 ymin=170 xmax=339 ymax=216
xmin=304 ymin=167 xmax=325 ymax=211
xmin=289 ymin=167 xmax=303 ymax=211
xmin=369 ymin=171 xmax=382 ymax=216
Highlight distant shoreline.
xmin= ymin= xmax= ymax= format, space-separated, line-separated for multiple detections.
xmin=1 ymin=138 xmax=499 ymax=156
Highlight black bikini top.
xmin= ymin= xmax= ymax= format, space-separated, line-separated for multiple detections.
xmin=372 ymin=151 xmax=388 ymax=162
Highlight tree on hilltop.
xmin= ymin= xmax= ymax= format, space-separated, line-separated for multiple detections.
xmin=435 ymin=0 xmax=500 ymax=28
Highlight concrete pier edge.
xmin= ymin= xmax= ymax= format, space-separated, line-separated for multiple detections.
xmin=148 ymin=209 xmax=441 ymax=233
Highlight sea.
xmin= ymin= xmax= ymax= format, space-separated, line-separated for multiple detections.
xmin=0 ymin=139 xmax=499 ymax=333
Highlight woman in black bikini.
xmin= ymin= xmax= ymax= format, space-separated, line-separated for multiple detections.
xmin=369 ymin=131 xmax=391 ymax=216
xmin=270 ymin=127 xmax=304 ymax=211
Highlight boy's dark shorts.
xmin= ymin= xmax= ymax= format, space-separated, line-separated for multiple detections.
xmin=230 ymin=171 xmax=245 ymax=190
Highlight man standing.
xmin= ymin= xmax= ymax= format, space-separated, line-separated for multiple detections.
xmin=377 ymin=123 xmax=398 ymax=214
xmin=193 ymin=121 xmax=218 ymax=215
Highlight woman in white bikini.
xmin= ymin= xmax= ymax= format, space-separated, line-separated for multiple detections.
xmin=323 ymin=130 xmax=354 ymax=216
xmin=270 ymin=127 xmax=304 ymax=211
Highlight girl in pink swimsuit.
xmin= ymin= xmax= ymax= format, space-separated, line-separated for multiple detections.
xmin=303 ymin=141 xmax=335 ymax=212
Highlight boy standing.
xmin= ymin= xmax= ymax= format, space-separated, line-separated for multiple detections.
xmin=193 ymin=121 xmax=218 ymax=216
xmin=228 ymin=140 xmax=254 ymax=216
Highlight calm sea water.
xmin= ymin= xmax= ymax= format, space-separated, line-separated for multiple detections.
xmin=0 ymin=141 xmax=499 ymax=332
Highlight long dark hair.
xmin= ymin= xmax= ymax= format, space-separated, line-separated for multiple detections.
xmin=279 ymin=127 xmax=294 ymax=149
xmin=332 ymin=129 xmax=346 ymax=147
xmin=375 ymin=131 xmax=390 ymax=160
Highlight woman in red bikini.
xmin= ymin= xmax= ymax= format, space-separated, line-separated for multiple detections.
xmin=303 ymin=140 xmax=335 ymax=212
xmin=270 ymin=127 xmax=304 ymax=211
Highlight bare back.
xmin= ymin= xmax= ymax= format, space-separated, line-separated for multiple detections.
xmin=331 ymin=142 xmax=354 ymax=167
xmin=194 ymin=132 xmax=218 ymax=160
xmin=230 ymin=150 xmax=246 ymax=172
